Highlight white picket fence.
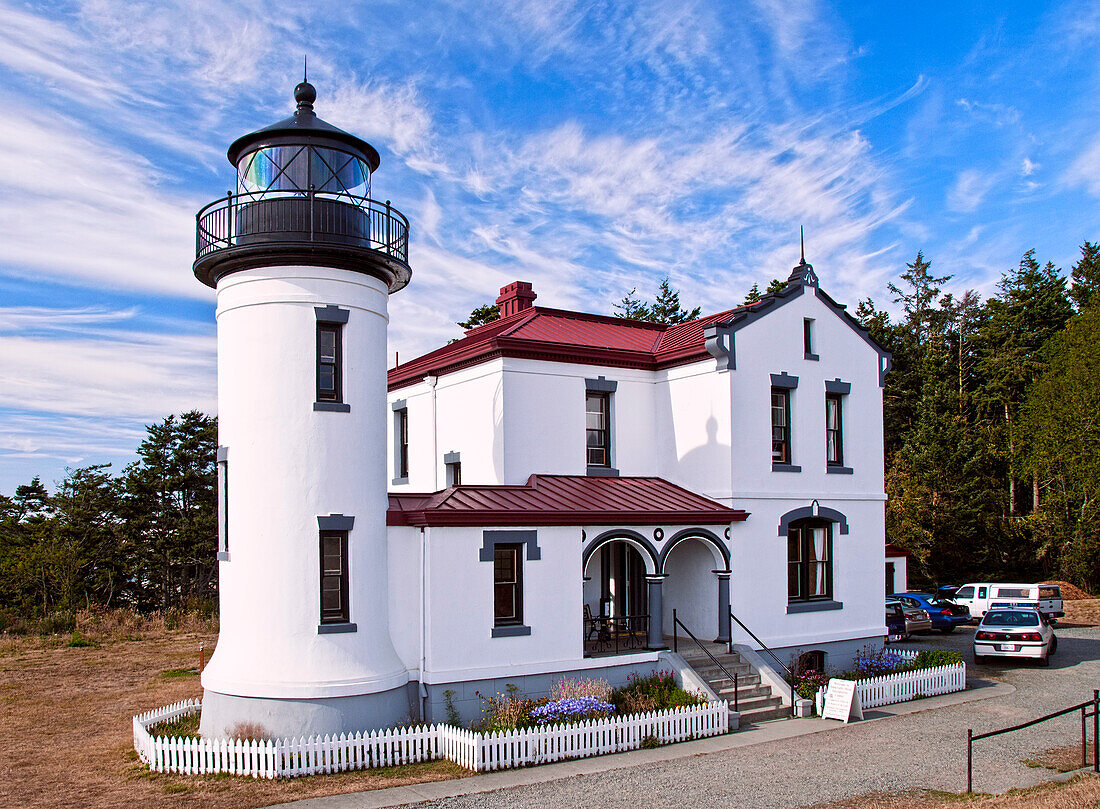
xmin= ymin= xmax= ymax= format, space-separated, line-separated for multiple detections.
xmin=816 ymin=662 xmax=966 ymax=713
xmin=133 ymin=698 xmax=728 ymax=778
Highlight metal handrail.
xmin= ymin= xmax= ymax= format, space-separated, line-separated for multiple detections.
xmin=195 ymin=190 xmax=410 ymax=264
xmin=729 ymin=611 xmax=796 ymax=710
xmin=968 ymin=690 xmax=1099 ymax=792
xmin=672 ymin=609 xmax=739 ymax=712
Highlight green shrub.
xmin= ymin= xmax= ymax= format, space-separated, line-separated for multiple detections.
xmin=640 ymin=735 xmax=660 ymax=749
xmin=610 ymin=671 xmax=704 ymax=714
xmin=65 ymin=630 xmax=97 ymax=648
xmin=471 ymin=684 xmax=546 ymax=732
xmin=911 ymin=649 xmax=963 ymax=669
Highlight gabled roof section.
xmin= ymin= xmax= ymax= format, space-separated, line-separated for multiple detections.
xmin=386 ymin=474 xmax=749 ymax=527
xmin=389 ymin=274 xmax=891 ymax=391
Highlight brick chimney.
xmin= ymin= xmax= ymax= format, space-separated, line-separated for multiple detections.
xmin=495 ymin=281 xmax=537 ymax=318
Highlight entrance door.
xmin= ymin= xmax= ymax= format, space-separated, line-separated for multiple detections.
xmin=600 ymin=543 xmax=647 ymax=618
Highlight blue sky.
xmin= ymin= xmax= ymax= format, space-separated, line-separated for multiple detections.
xmin=1 ymin=0 xmax=1098 ymax=493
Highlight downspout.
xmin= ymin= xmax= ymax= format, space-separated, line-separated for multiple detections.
xmin=419 ymin=525 xmax=429 ymax=720
xmin=426 ymin=375 xmax=439 ymax=491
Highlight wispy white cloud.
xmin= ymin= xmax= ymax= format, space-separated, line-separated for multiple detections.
xmin=1064 ymin=134 xmax=1100 ymax=197
xmin=947 ymin=169 xmax=996 ymax=213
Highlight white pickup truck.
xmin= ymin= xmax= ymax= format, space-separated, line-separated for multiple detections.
xmin=952 ymin=582 xmax=1064 ymax=622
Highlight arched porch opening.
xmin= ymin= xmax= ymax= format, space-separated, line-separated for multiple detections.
xmin=659 ymin=530 xmax=730 ymax=642
xmin=582 ymin=531 xmax=660 ymax=656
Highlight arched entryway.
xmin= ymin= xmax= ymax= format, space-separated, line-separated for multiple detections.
xmin=582 ymin=531 xmax=660 ymax=654
xmin=659 ymin=529 xmax=731 ymax=643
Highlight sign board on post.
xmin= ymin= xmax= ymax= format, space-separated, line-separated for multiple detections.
xmin=822 ymin=678 xmax=863 ymax=723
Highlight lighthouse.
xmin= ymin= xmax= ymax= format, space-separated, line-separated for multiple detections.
xmin=195 ymin=78 xmax=413 ymax=737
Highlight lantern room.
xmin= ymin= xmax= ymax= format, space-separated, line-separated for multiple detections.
xmin=192 ymin=79 xmax=410 ymax=292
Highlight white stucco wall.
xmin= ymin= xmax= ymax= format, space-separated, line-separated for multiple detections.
xmin=203 ymin=266 xmax=407 ymax=700
xmin=662 ymin=538 xmax=722 ymax=639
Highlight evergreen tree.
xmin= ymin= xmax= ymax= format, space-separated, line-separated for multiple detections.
xmin=1069 ymin=240 xmax=1100 ymax=312
xmin=457 ymin=303 xmax=500 ymax=330
xmin=648 ymin=278 xmax=701 ymax=324
xmin=765 ymin=278 xmax=787 ymax=294
xmin=743 ymin=283 xmax=762 ymax=305
xmin=611 ymin=288 xmax=652 ymax=320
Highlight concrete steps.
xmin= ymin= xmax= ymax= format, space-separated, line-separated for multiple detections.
xmin=676 ymin=642 xmax=792 ymax=723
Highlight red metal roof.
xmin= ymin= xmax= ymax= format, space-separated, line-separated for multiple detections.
xmin=885 ymin=543 xmax=910 ymax=558
xmin=388 ymin=304 xmax=745 ymax=391
xmin=387 ymin=474 xmax=749 ymax=527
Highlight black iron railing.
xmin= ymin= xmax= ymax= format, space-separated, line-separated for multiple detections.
xmin=195 ymin=191 xmax=409 ymax=264
xmin=583 ymin=614 xmax=649 ymax=657
xmin=729 ymin=611 xmax=795 ymax=711
xmin=672 ymin=609 xmax=739 ymax=711
xmin=968 ymin=691 xmax=1099 ymax=792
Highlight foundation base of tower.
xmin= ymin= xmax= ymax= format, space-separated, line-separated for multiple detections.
xmin=198 ymin=683 xmax=419 ymax=739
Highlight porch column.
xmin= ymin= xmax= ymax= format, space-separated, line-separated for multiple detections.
xmin=714 ymin=570 xmax=731 ymax=643
xmin=646 ymin=574 xmax=667 ymax=650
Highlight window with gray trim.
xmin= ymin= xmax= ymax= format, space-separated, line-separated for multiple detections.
xmin=319 ymin=530 xmax=349 ymax=624
xmin=316 ymin=323 xmax=342 ymax=403
xmin=788 ymin=520 xmax=832 ymax=602
xmin=396 ymin=408 xmax=409 ymax=479
xmin=216 ymin=447 xmax=229 ymax=559
xmin=494 ymin=543 xmax=523 ymax=626
xmin=586 ymin=391 xmax=611 ymax=468
xmin=803 ymin=318 xmax=819 ymax=360
xmin=826 ymin=393 xmax=843 ymax=467
xmin=771 ymin=388 xmax=791 ymax=464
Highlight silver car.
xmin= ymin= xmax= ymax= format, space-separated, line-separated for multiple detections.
xmin=974 ymin=608 xmax=1057 ymax=666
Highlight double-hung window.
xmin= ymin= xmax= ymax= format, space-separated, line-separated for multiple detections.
xmin=314 ymin=306 xmax=350 ymax=412
xmin=392 ymin=400 xmax=409 ymax=483
xmin=771 ymin=388 xmax=791 ymax=464
xmin=317 ymin=324 xmax=340 ymax=402
xmin=825 ymin=393 xmax=843 ymax=467
xmin=493 ymin=543 xmax=523 ymax=626
xmin=216 ymin=447 xmax=229 ymax=560
xmin=788 ymin=521 xmax=832 ymax=602
xmin=586 ymin=392 xmax=610 ymax=468
xmin=319 ymin=530 xmax=349 ymax=624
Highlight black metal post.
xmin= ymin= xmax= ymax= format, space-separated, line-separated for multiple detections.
xmin=1083 ymin=705 xmax=1088 ymax=768
xmin=1093 ymin=690 xmax=1098 ymax=773
xmin=386 ymin=200 xmax=391 ymax=251
xmin=672 ymin=608 xmax=678 ymax=653
xmin=967 ymin=728 xmax=973 ymax=793
xmin=225 ymin=191 xmax=232 ymax=246
xmin=734 ymin=672 xmax=739 ymax=712
xmin=309 ymin=185 xmax=315 ymax=241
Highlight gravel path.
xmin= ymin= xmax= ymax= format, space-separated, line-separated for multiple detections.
xmin=406 ymin=626 xmax=1100 ymax=809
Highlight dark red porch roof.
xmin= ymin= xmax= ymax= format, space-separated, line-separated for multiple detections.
xmin=885 ymin=543 xmax=910 ymax=558
xmin=387 ymin=474 xmax=749 ymax=527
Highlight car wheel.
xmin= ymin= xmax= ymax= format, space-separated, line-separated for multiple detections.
xmin=1050 ymin=636 xmax=1058 ymax=656
xmin=939 ymin=626 xmax=955 ymax=634
xmin=1038 ymin=654 xmax=1049 ymax=667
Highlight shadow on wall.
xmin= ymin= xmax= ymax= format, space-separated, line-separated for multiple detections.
xmin=675 ymin=416 xmax=731 ymax=498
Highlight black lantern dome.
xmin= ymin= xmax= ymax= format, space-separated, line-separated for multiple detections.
xmin=193 ymin=80 xmax=410 ymax=292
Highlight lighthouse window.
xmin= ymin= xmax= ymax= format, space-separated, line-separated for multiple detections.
xmin=316 ymin=323 xmax=342 ymax=403
xmin=319 ymin=530 xmax=349 ymax=624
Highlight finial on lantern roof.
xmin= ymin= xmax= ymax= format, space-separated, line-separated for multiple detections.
xmin=294 ymin=56 xmax=316 ymax=112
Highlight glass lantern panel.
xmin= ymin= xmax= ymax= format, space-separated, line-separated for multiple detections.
xmin=237 ymin=146 xmax=310 ymax=194
xmin=311 ymin=147 xmax=371 ymax=198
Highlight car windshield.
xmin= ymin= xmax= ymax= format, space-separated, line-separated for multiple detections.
xmin=982 ymin=610 xmax=1039 ymax=627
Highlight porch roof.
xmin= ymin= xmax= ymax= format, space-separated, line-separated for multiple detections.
xmin=387 ymin=474 xmax=749 ymax=527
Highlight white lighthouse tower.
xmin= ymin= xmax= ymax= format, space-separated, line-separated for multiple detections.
xmin=195 ymin=78 xmax=413 ymax=737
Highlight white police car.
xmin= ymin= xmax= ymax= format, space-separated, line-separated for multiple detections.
xmin=973 ymin=607 xmax=1057 ymax=666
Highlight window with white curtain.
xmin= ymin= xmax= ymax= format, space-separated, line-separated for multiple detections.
xmin=787 ymin=520 xmax=832 ymax=602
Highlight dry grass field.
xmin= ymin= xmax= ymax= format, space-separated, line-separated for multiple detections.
xmin=0 ymin=621 xmax=468 ymax=809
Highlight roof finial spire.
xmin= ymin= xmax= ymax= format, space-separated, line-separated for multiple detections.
xmin=294 ymin=57 xmax=316 ymax=112
xmin=799 ymin=225 xmax=806 ymax=266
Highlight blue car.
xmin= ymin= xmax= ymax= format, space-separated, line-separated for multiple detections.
xmin=894 ymin=592 xmax=971 ymax=633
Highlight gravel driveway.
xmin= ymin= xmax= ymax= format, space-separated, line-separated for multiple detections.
xmin=404 ymin=625 xmax=1100 ymax=809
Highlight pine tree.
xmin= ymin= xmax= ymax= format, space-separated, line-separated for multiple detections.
xmin=611 ymin=288 xmax=652 ymax=320
xmin=457 ymin=304 xmax=500 ymax=330
xmin=648 ymin=278 xmax=701 ymax=324
xmin=742 ymin=284 xmax=761 ymax=305
xmin=1069 ymin=240 xmax=1100 ymax=312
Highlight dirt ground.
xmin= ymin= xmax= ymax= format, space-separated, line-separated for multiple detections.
xmin=812 ymin=774 xmax=1100 ymax=809
xmin=1061 ymin=599 xmax=1100 ymax=626
xmin=0 ymin=629 xmax=468 ymax=809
